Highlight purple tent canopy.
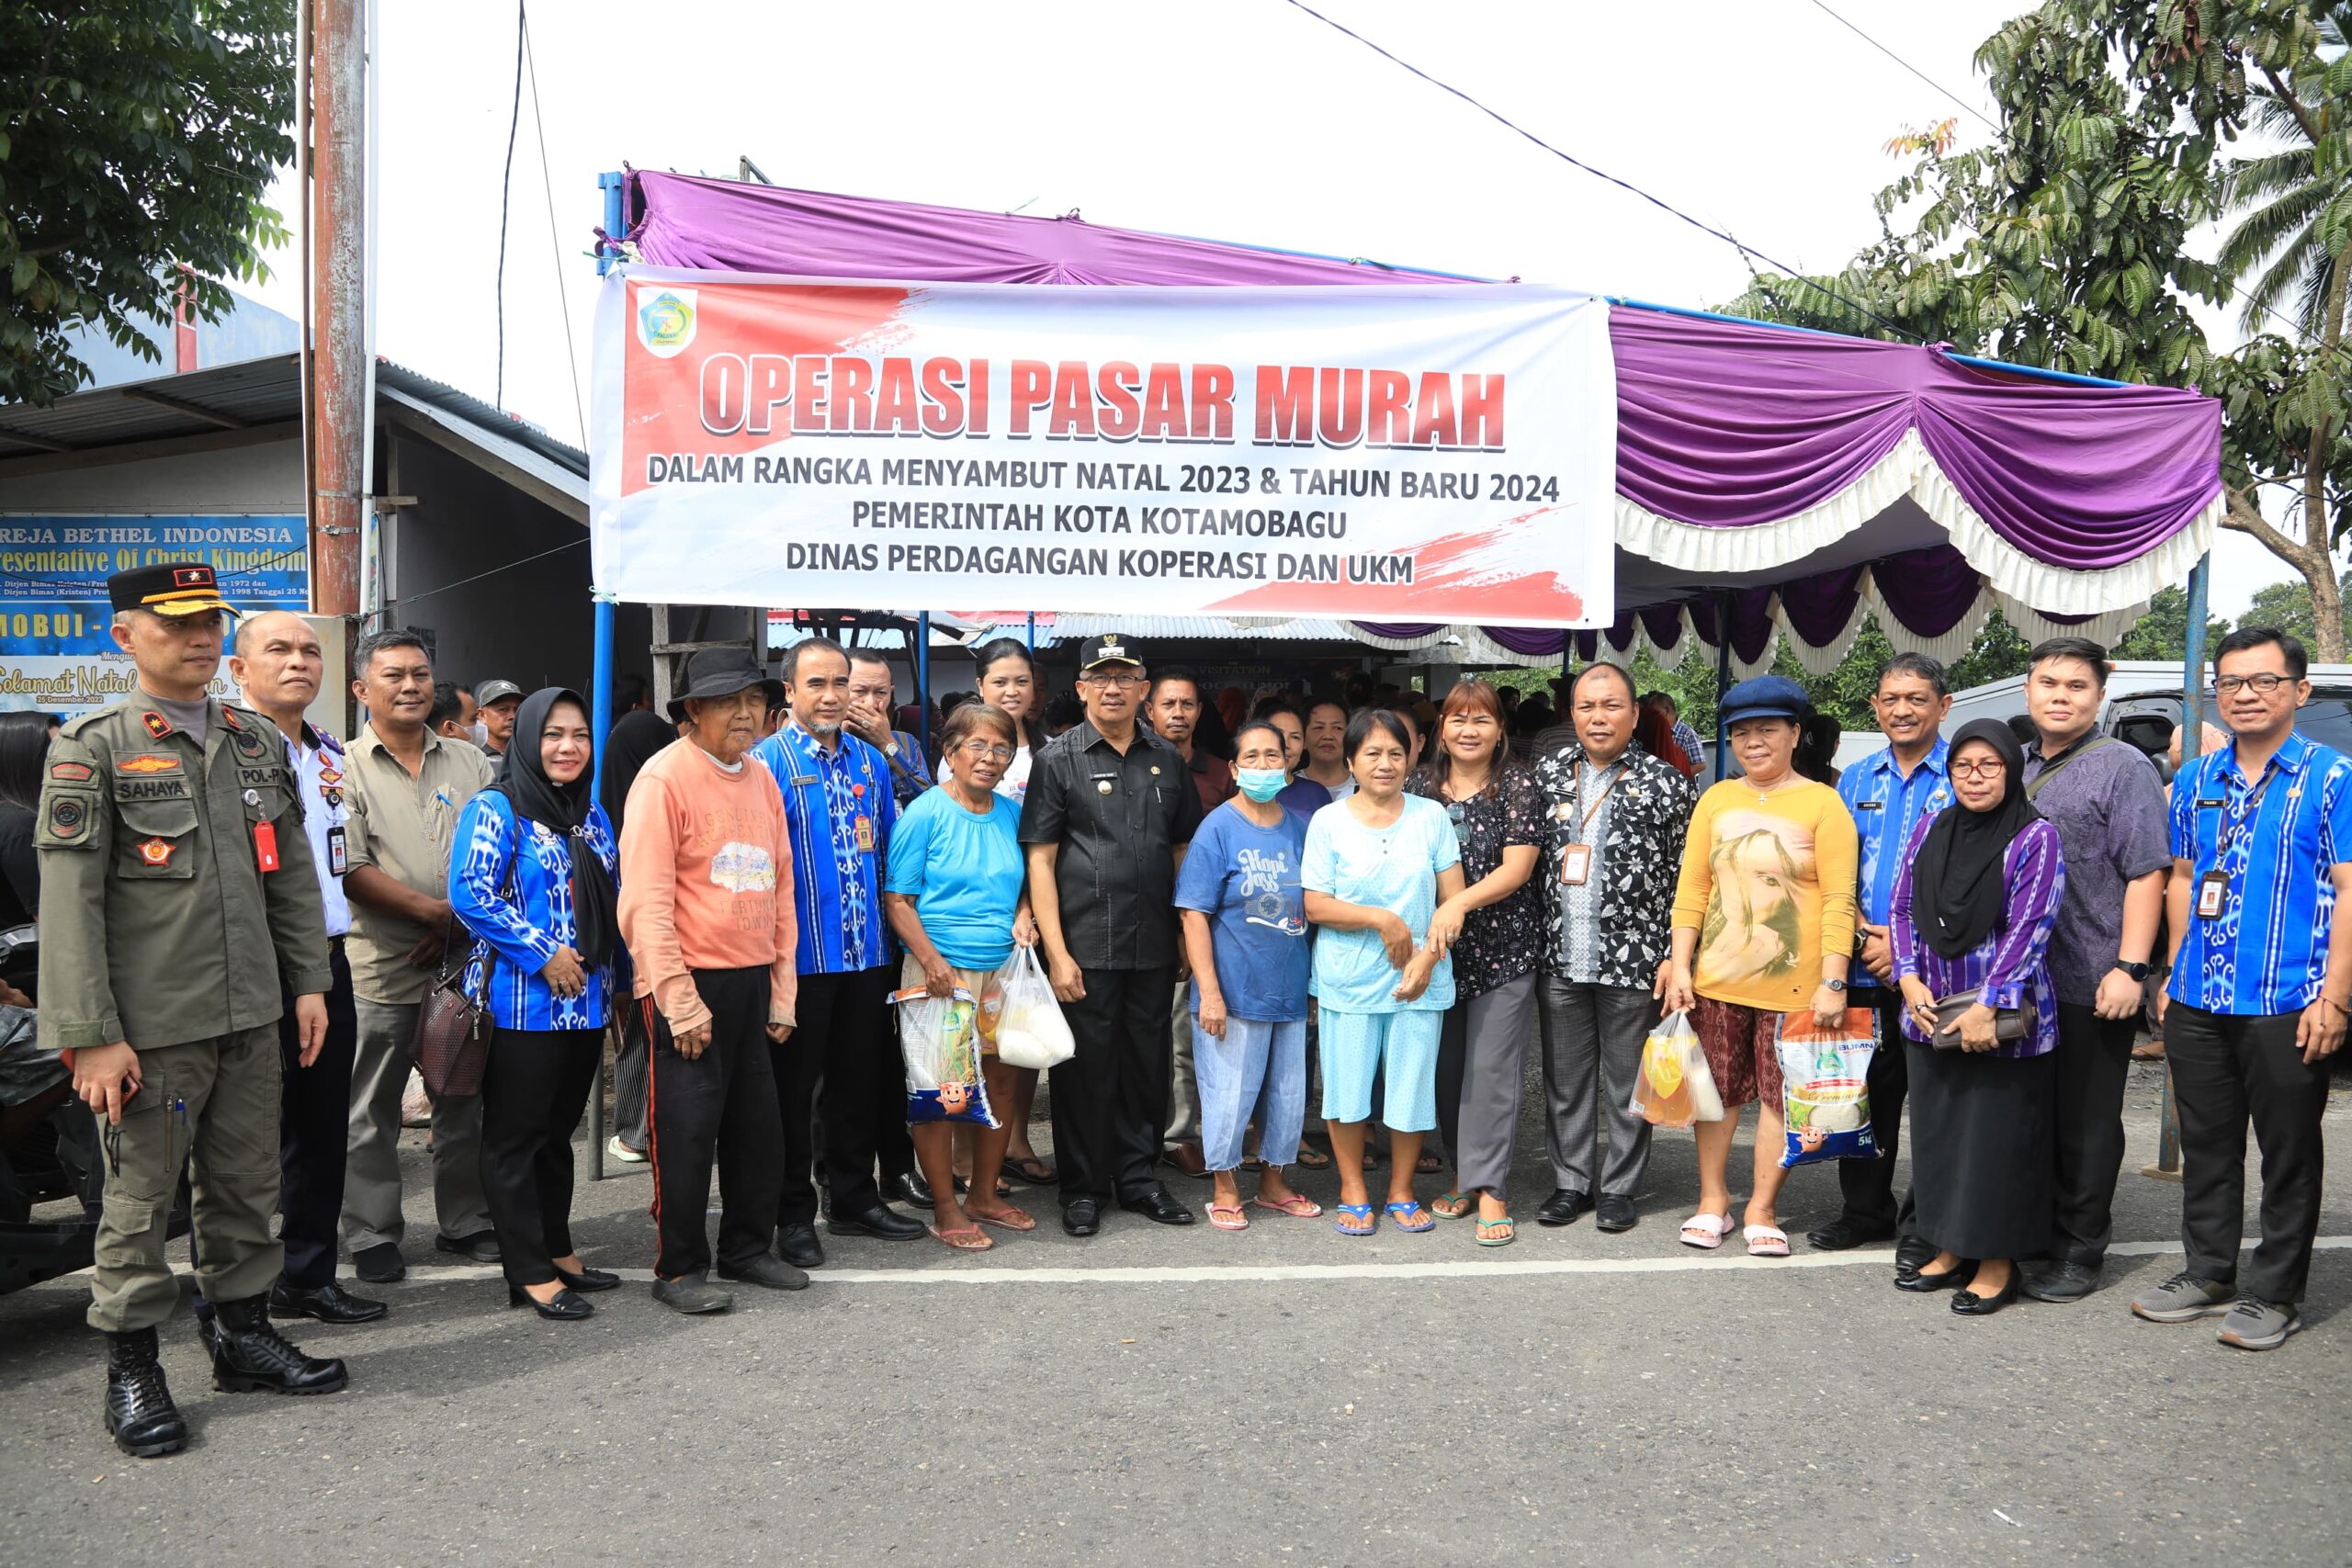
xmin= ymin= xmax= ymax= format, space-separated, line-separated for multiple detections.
xmin=618 ymin=170 xmax=2220 ymax=671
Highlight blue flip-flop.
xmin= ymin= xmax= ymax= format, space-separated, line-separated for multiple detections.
xmin=1385 ymin=1201 xmax=1435 ymax=1233
xmin=1333 ymin=1203 xmax=1377 ymax=1237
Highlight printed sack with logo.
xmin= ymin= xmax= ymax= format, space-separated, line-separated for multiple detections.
xmin=895 ymin=984 xmax=999 ymax=1127
xmin=1776 ymin=1008 xmax=1879 ymax=1168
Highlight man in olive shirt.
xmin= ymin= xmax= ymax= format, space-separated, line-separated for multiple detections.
xmin=1021 ymin=635 xmax=1203 ymax=1236
xmin=39 ymin=562 xmax=346 ymax=1458
xmin=340 ymin=629 xmax=498 ymax=1281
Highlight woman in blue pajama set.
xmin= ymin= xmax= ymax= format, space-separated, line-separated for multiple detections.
xmin=1303 ymin=708 xmax=1464 ymax=1236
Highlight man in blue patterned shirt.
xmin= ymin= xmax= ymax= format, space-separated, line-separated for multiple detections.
xmin=752 ymin=638 xmax=925 ymax=1263
xmin=1814 ymin=653 xmax=1951 ymax=1272
xmin=2141 ymin=628 xmax=2352 ymax=1351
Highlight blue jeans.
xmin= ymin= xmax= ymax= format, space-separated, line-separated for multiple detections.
xmin=1194 ymin=1015 xmax=1306 ymax=1171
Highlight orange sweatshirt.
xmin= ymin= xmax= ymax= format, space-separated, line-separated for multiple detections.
xmin=616 ymin=739 xmax=797 ymax=1033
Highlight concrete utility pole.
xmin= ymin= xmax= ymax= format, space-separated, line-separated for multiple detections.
xmin=304 ymin=0 xmax=366 ymax=616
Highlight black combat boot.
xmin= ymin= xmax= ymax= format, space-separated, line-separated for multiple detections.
xmin=104 ymin=1327 xmax=188 ymax=1457
xmin=208 ymin=1295 xmax=349 ymax=1395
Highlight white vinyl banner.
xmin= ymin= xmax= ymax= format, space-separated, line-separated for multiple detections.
xmin=590 ymin=267 xmax=1617 ymax=626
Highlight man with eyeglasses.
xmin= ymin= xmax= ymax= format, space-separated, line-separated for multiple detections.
xmin=1815 ymin=653 xmax=1951 ymax=1270
xmin=842 ymin=650 xmax=933 ymax=807
xmin=1020 ymin=634 xmax=1204 ymax=1235
xmin=2003 ymin=636 xmax=2174 ymax=1304
xmin=2138 ymin=627 xmax=2352 ymax=1350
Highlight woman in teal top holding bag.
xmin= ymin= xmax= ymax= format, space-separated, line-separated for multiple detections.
xmin=1303 ymin=708 xmax=1465 ymax=1236
xmin=884 ymin=703 xmax=1035 ymax=1252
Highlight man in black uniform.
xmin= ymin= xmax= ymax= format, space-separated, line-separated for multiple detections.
xmin=1020 ymin=635 xmax=1203 ymax=1236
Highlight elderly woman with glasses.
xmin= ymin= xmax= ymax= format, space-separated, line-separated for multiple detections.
xmin=883 ymin=703 xmax=1038 ymax=1251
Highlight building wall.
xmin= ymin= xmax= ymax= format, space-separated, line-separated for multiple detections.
xmin=0 ymin=437 xmax=304 ymax=514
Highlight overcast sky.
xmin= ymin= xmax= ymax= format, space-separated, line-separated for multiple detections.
xmin=239 ymin=0 xmax=2312 ymax=616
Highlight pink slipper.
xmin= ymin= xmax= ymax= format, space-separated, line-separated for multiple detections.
xmin=1743 ymin=1224 xmax=1791 ymax=1258
xmin=1252 ymin=1192 xmax=1324 ymax=1219
xmin=1206 ymin=1202 xmax=1250 ymax=1231
xmin=1679 ymin=1211 xmax=1734 ymax=1250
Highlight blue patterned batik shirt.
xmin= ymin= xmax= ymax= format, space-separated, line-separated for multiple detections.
xmin=752 ymin=722 xmax=897 ymax=976
xmin=1837 ymin=739 xmax=1951 ymax=995
xmin=448 ymin=790 xmax=620 ymax=1032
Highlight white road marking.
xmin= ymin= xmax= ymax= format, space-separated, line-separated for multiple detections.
xmin=351 ymin=1234 xmax=2351 ymax=1289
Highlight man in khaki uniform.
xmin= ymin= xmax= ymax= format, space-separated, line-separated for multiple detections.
xmin=38 ymin=562 xmax=348 ymax=1459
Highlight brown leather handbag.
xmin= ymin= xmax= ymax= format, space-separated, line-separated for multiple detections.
xmin=407 ymin=923 xmax=493 ymax=1098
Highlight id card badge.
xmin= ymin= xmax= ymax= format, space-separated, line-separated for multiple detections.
xmin=253 ymin=819 xmax=280 ymax=874
xmin=326 ymin=823 xmax=349 ymax=876
xmin=2195 ymin=870 xmax=2229 ymax=920
xmin=1560 ymin=842 xmax=1592 ymax=886
xmin=854 ymin=814 xmax=875 ymax=854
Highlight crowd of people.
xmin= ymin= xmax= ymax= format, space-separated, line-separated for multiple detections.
xmin=14 ymin=560 xmax=2343 ymax=1461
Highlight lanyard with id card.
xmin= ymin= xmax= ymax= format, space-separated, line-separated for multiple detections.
xmin=2196 ymin=768 xmax=2277 ymax=920
xmin=1559 ymin=762 xmax=1625 ymax=886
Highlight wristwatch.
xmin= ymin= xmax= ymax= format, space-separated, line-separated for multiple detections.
xmin=2110 ymin=960 xmax=2150 ymax=982
xmin=1823 ymin=976 xmax=1848 ymax=993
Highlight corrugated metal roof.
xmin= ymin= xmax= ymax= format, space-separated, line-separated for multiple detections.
xmin=983 ymin=614 xmax=1456 ymax=647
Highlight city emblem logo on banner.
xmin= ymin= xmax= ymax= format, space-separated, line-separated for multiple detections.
xmin=637 ymin=288 xmax=697 ymax=358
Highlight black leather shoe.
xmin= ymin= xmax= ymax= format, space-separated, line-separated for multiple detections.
xmin=269 ymin=1280 xmax=389 ymax=1325
xmin=104 ymin=1327 xmax=187 ymax=1457
xmin=1062 ymin=1198 xmax=1101 ymax=1236
xmin=1120 ymin=1189 xmax=1195 ymax=1226
xmin=651 ymin=1272 xmax=733 ymax=1314
xmin=552 ymin=1263 xmax=622 ymax=1293
xmin=1536 ymin=1189 xmax=1590 ymax=1227
xmin=1894 ymin=1235 xmax=1939 ymax=1279
xmin=1595 ymin=1194 xmax=1638 ymax=1233
xmin=508 ymin=1283 xmax=594 ymax=1320
xmin=2018 ymin=1259 xmax=2101 ymax=1303
xmin=208 ymin=1297 xmax=348 ymax=1395
xmin=1894 ymin=1260 xmax=1977 ymax=1294
xmin=435 ymin=1230 xmax=502 ymax=1263
xmin=718 ymin=1253 xmax=811 ymax=1291
xmin=1951 ymin=1270 xmax=2021 ymax=1316
xmin=351 ymin=1242 xmax=405 ymax=1283
xmin=776 ymin=1223 xmax=826 ymax=1269
xmin=827 ymin=1202 xmax=926 ymax=1241
xmin=1805 ymin=1217 xmax=1896 ymax=1251
xmin=891 ymin=1170 xmax=934 ymax=1208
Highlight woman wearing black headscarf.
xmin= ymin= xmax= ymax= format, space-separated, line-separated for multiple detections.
xmin=448 ymin=688 xmax=623 ymax=1320
xmin=1887 ymin=717 xmax=2067 ymax=1316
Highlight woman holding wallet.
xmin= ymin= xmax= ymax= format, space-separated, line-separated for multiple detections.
xmin=1888 ymin=717 xmax=2067 ymax=1316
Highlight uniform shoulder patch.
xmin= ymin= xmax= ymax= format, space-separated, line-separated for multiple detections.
xmin=40 ymin=793 xmax=94 ymax=847
xmin=49 ymin=761 xmax=94 ymax=783
xmin=141 ymin=711 xmax=171 ymax=739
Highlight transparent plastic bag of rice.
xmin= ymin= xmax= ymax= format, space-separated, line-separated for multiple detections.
xmin=1629 ymin=1010 xmax=1725 ymax=1128
xmin=992 ymin=944 xmax=1076 ymax=1071
xmin=894 ymin=984 xmax=1000 ymax=1127
xmin=1775 ymin=1008 xmax=1878 ymax=1168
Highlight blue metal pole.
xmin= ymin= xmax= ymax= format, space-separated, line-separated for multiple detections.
xmin=1713 ymin=592 xmax=1734 ymax=783
xmin=597 ymin=171 xmax=626 ymax=275
xmin=590 ymin=592 xmax=616 ymax=795
xmin=2146 ymin=553 xmax=2212 ymax=1180
xmin=1026 ymin=611 xmax=1035 ymax=651
xmin=917 ymin=611 xmax=932 ymax=724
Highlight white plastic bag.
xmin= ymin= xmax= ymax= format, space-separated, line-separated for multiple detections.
xmin=894 ymin=984 xmax=998 ymax=1127
xmin=1627 ymin=1010 xmax=1725 ymax=1128
xmin=993 ymin=944 xmax=1077 ymax=1071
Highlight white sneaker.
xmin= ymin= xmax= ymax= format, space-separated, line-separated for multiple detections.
xmin=605 ymin=1135 xmax=647 ymax=1165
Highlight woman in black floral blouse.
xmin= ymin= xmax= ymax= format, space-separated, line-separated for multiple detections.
xmin=1413 ymin=681 xmax=1546 ymax=1246
xmin=1531 ymin=663 xmax=1695 ymax=1234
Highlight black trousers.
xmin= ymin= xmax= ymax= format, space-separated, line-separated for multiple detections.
xmin=277 ymin=941 xmax=357 ymax=1289
xmin=2165 ymin=1002 xmax=2332 ymax=1305
xmin=775 ymin=964 xmax=899 ymax=1227
xmin=1052 ymin=964 xmax=1176 ymax=1207
xmin=479 ymin=1026 xmax=602 ymax=1288
xmin=2049 ymin=1001 xmax=2135 ymax=1265
xmin=645 ymin=968 xmax=786 ymax=1280
xmin=1835 ymin=989 xmax=1916 ymax=1235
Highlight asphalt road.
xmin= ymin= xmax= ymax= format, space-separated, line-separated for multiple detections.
xmin=4 ymin=1061 xmax=2346 ymax=1567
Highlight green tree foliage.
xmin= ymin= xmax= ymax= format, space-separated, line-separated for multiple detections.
xmin=1 ymin=3 xmax=295 ymax=406
xmin=2113 ymin=583 xmax=2236 ymax=660
xmin=1722 ymin=3 xmax=2352 ymax=660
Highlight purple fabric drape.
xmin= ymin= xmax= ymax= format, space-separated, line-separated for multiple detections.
xmin=1610 ymin=310 xmax=2218 ymax=570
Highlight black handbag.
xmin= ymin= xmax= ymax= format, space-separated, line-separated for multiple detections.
xmin=1927 ymin=990 xmax=2029 ymax=1052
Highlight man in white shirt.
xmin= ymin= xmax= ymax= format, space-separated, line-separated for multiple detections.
xmin=223 ymin=613 xmax=387 ymax=1325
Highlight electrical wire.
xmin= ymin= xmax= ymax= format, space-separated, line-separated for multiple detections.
xmin=521 ymin=5 xmax=588 ymax=448
xmin=493 ymin=0 xmax=525 ymax=409
xmin=398 ymin=536 xmax=590 ymax=606
xmin=1272 ymin=0 xmax=1922 ymax=342
xmin=1804 ymin=0 xmax=1999 ymax=132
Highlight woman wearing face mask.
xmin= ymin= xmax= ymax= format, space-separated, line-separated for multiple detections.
xmin=1412 ymin=681 xmax=1545 ymax=1246
xmin=1304 ymin=709 xmax=1466 ymax=1235
xmin=1174 ymin=721 xmax=1320 ymax=1229
xmin=1888 ymin=718 xmax=2065 ymax=1315
xmin=1662 ymin=677 xmax=1859 ymax=1260
xmin=944 ymin=638 xmax=1054 ymax=1188
xmin=448 ymin=688 xmax=623 ymax=1320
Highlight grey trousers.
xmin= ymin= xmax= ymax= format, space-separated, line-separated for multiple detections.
xmin=1435 ymin=973 xmax=1538 ymax=1194
xmin=1164 ymin=981 xmax=1201 ymax=1147
xmin=1537 ymin=974 xmax=1658 ymax=1198
xmin=344 ymin=998 xmax=491 ymax=1253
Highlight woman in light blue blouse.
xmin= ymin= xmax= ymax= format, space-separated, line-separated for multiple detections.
xmin=449 ymin=688 xmax=621 ymax=1321
xmin=1303 ymin=708 xmax=1464 ymax=1236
